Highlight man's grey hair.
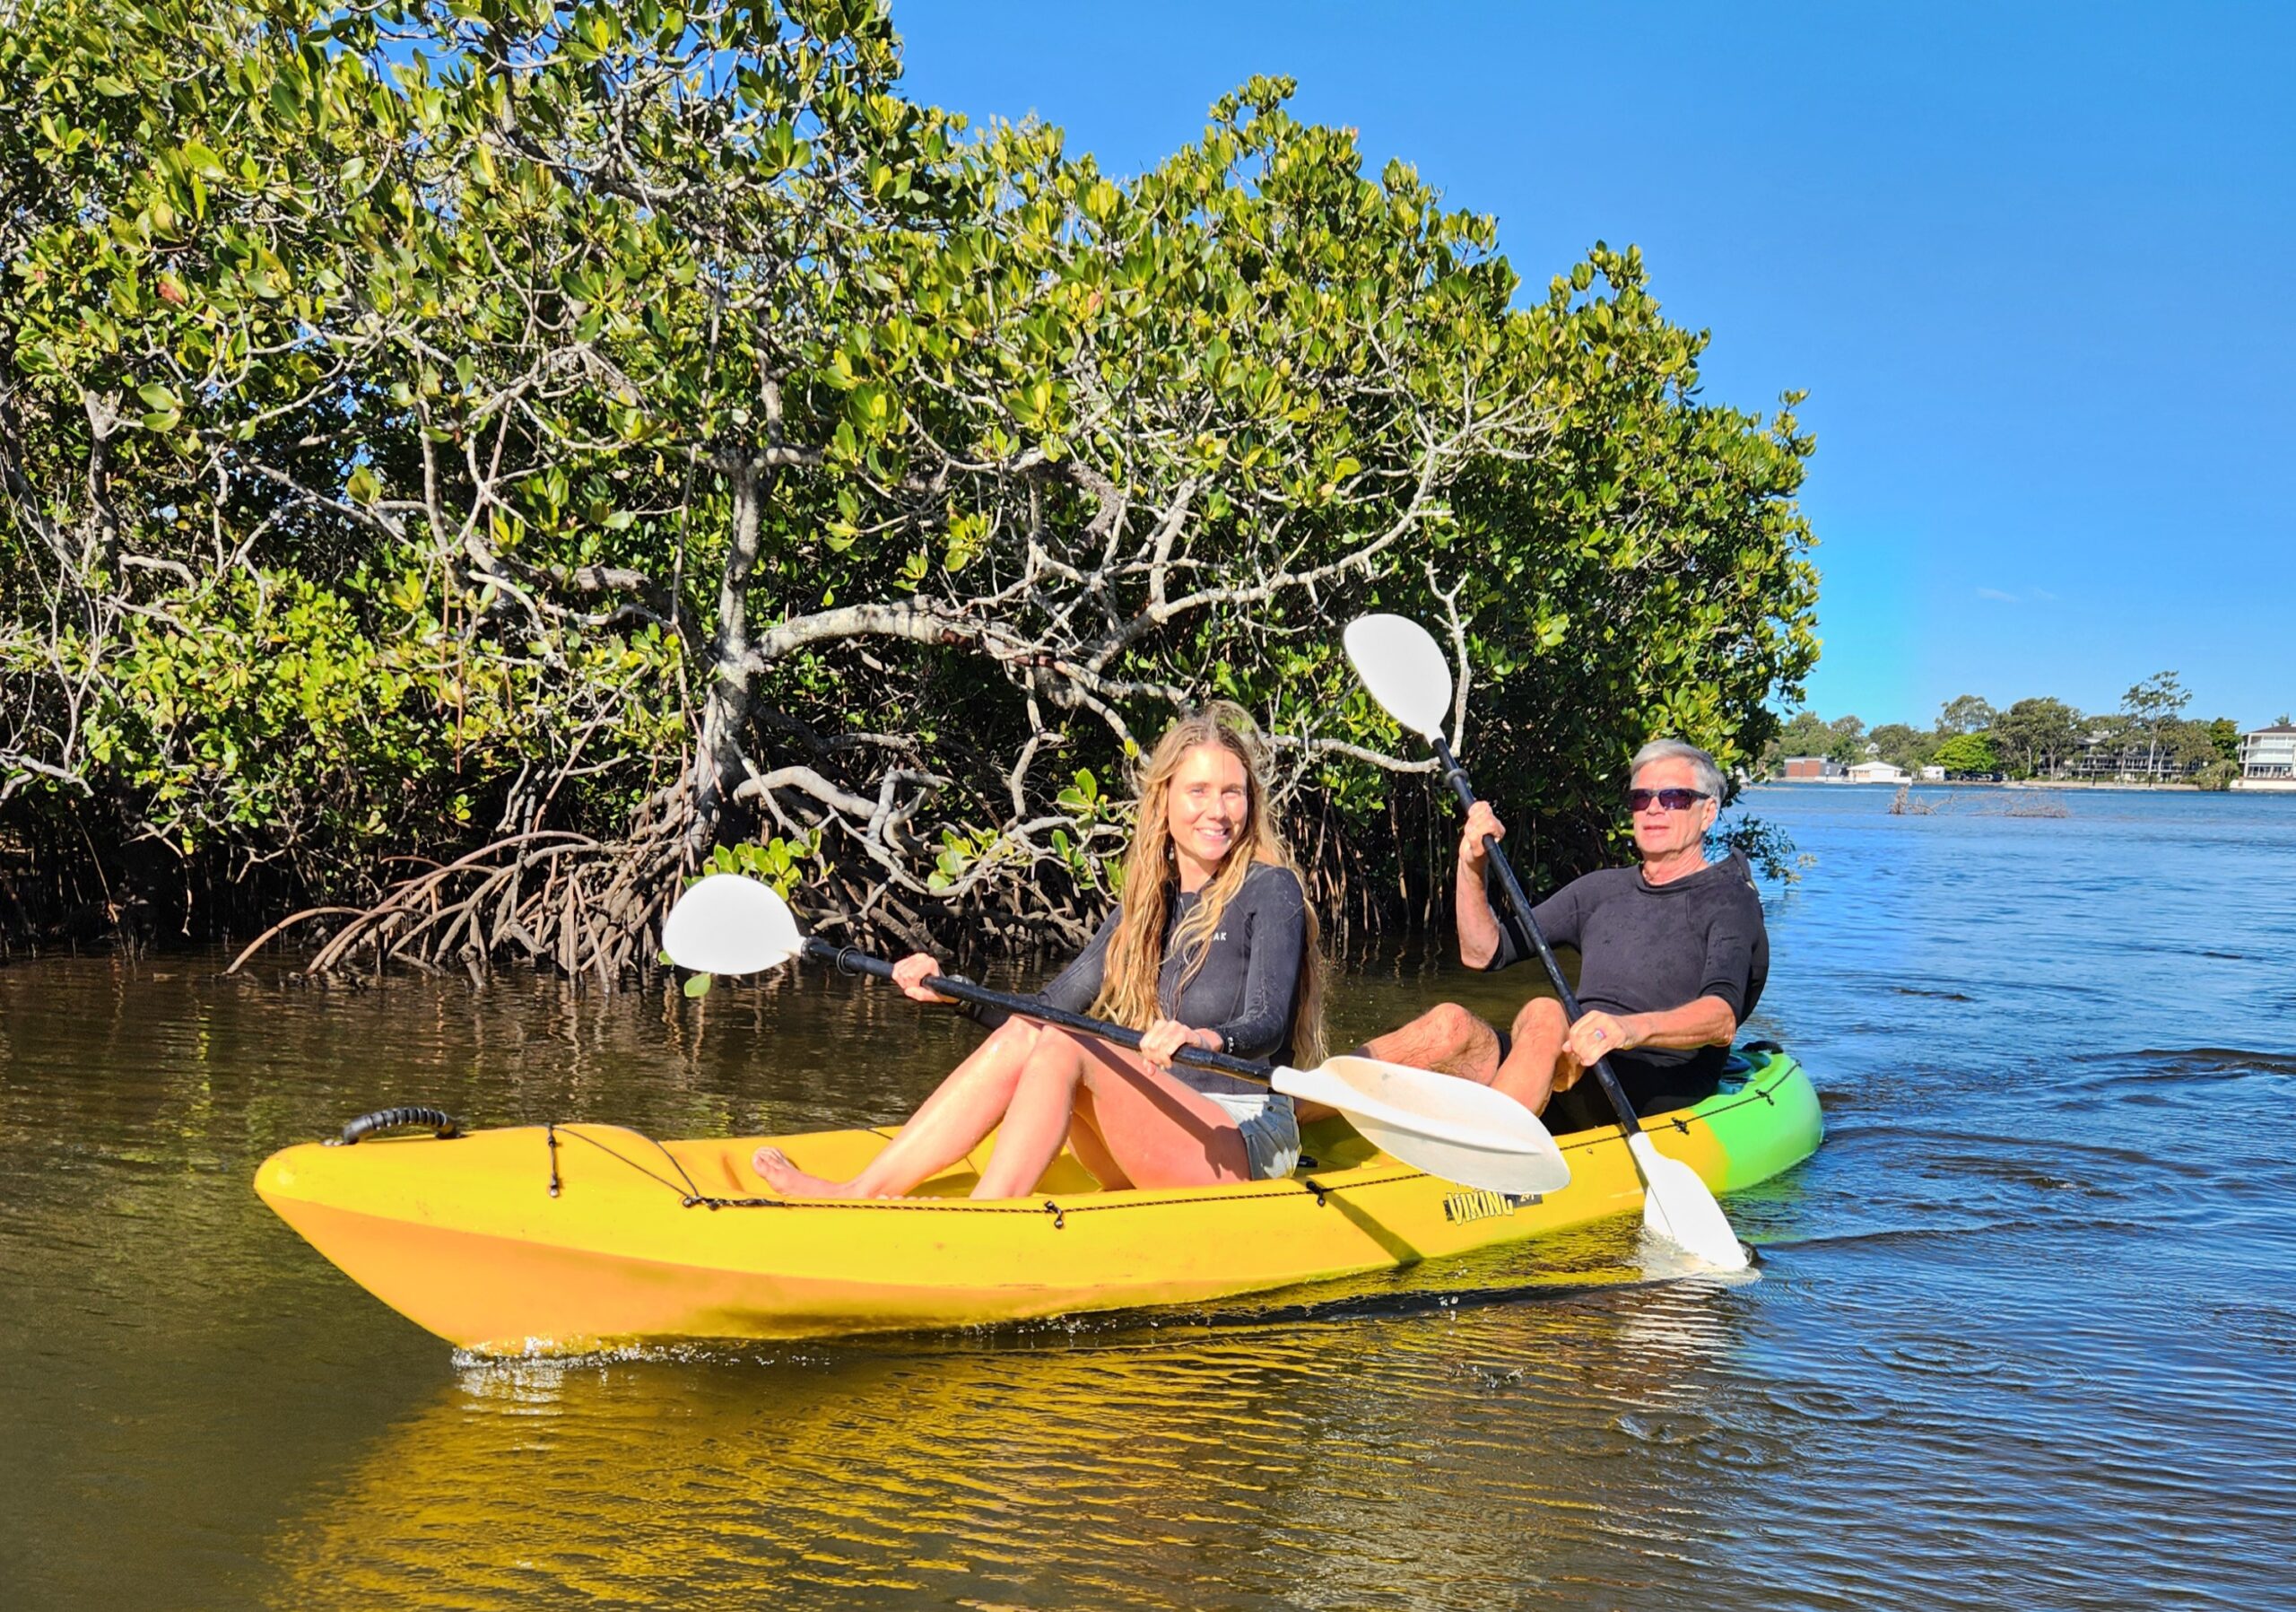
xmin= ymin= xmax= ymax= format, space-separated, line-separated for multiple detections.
xmin=1630 ymin=738 xmax=1726 ymax=801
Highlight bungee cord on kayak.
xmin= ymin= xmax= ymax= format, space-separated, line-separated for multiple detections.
xmin=517 ymin=1117 xmax=1378 ymax=1221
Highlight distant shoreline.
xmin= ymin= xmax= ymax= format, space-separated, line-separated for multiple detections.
xmin=1752 ymin=778 xmax=2200 ymax=791
xmin=1752 ymin=778 xmax=2296 ymax=794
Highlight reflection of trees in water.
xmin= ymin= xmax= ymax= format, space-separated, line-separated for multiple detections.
xmin=264 ymin=1282 xmax=1770 ymax=1610
xmin=0 ymin=945 xmax=1498 ymax=1163
xmin=0 ymin=950 xmax=1022 ymax=1181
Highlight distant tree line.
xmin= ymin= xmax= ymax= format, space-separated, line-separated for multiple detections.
xmin=1765 ymin=671 xmax=2248 ymax=789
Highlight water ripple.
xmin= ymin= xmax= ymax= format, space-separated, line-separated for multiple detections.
xmin=6 ymin=789 xmax=2296 ymax=1608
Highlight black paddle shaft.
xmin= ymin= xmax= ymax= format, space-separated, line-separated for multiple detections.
xmin=1430 ymin=735 xmax=1647 ymax=1140
xmin=798 ymin=937 xmax=1280 ymax=1086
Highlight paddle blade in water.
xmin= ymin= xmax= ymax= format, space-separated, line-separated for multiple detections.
xmin=661 ymin=874 xmax=804 ymax=977
xmin=1274 ymin=1056 xmax=1570 ymax=1197
xmin=1626 ymin=1131 xmax=1750 ymax=1270
xmin=1343 ymin=614 xmax=1454 ymax=742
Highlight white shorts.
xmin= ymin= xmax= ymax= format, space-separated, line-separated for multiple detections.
xmin=1200 ymin=1089 xmax=1302 ymax=1181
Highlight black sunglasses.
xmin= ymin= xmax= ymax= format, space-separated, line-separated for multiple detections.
xmin=1627 ymin=788 xmax=1710 ymax=813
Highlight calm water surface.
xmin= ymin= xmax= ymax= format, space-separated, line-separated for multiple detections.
xmin=3 ymin=786 xmax=2293 ymax=1608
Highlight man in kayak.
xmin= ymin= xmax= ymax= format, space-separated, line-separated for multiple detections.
xmin=1363 ymin=739 xmax=1768 ymax=1129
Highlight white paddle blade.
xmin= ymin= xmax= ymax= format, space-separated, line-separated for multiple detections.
xmin=1274 ymin=1055 xmax=1571 ymax=1197
xmin=661 ymin=874 xmax=804 ymax=976
xmin=1343 ymin=614 xmax=1454 ymax=741
xmin=1626 ymin=1132 xmax=1751 ymax=1270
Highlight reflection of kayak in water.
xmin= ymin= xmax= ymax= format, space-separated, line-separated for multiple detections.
xmin=255 ymin=1045 xmax=1822 ymax=1355
xmin=265 ymin=1283 xmax=1751 ymax=1607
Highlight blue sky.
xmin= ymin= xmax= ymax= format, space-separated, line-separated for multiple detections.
xmin=893 ymin=1 xmax=2294 ymax=729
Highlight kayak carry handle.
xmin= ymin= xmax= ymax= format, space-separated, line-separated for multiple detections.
xmin=328 ymin=1106 xmax=464 ymax=1146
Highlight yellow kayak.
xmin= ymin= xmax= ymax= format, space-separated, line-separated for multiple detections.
xmin=255 ymin=1044 xmax=1822 ymax=1354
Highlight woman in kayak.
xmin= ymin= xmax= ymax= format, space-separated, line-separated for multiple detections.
xmin=752 ymin=704 xmax=1326 ymax=1199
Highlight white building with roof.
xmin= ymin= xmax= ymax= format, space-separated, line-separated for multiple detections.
xmin=2238 ymin=723 xmax=2296 ymax=781
xmin=1847 ymin=760 xmax=1909 ymax=785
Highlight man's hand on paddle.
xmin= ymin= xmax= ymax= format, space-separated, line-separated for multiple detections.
xmin=891 ymin=953 xmax=953 ymax=1005
xmin=1138 ymin=1017 xmax=1222 ymax=1070
xmin=1459 ymin=801 xmax=1506 ymax=868
xmin=1452 ymin=802 xmax=1511 ymax=969
xmin=1565 ymin=1009 xmax=1637 ymax=1065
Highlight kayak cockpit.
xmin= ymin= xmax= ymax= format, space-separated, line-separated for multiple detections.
xmin=655 ymin=1115 xmax=1389 ymax=1203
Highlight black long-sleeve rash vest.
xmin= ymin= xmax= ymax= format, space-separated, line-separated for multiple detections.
xmin=963 ymin=861 xmax=1309 ymax=1078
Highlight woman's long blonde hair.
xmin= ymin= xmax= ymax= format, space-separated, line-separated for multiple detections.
xmin=1090 ymin=703 xmax=1326 ymax=1067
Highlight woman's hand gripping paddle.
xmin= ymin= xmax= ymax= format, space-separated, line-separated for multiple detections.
xmin=661 ymin=873 xmax=1570 ymax=1198
xmin=1343 ymin=613 xmax=1751 ymax=1270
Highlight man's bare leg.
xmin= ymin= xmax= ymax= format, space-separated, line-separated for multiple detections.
xmin=1358 ymin=1001 xmax=1505 ymax=1083
xmin=1491 ymin=996 xmax=1576 ymax=1113
xmin=1275 ymin=1002 xmax=1511 ymax=1123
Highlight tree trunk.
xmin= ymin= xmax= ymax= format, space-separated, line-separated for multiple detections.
xmin=687 ymin=451 xmax=765 ymax=856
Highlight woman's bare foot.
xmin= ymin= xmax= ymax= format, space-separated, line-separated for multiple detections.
xmin=750 ymin=1146 xmax=861 ymax=1198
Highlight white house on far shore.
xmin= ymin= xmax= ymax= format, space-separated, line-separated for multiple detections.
xmin=2239 ymin=724 xmax=2295 ymax=779
xmin=1847 ymin=760 xmax=1909 ymax=785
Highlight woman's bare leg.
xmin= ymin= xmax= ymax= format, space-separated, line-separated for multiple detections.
xmin=1074 ymin=1037 xmax=1254 ymax=1189
xmin=970 ymin=1030 xmax=1254 ymax=1198
xmin=970 ymin=1029 xmax=1094 ymax=1198
xmin=1063 ymin=1091 xmax=1134 ymax=1191
xmin=752 ymin=1018 xmax=1046 ymax=1198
